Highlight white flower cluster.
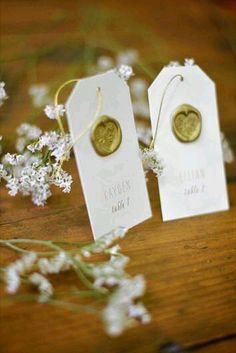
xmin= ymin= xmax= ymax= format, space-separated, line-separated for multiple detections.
xmin=103 ymin=275 xmax=151 ymax=336
xmin=29 ymin=273 xmax=53 ymax=303
xmin=28 ymin=131 xmax=71 ymax=163
xmin=81 ymin=227 xmax=128 ymax=257
xmin=5 ymin=252 xmax=37 ymax=294
xmin=96 ymin=49 xmax=137 ymax=81
xmin=44 ymin=104 xmax=66 ymax=120
xmin=29 ymin=84 xmax=50 ymax=108
xmin=167 ymin=58 xmax=195 ymax=67
xmin=97 ymin=49 xmax=138 ymax=72
xmin=3 ymin=153 xmax=25 ymax=166
xmin=38 ymin=251 xmax=72 ymax=274
xmin=0 ymin=81 xmax=8 ymax=106
xmin=4 ymin=251 xmax=71 ymax=302
xmin=0 ymin=124 xmax=73 ymax=205
xmin=140 ymin=147 xmax=165 ymax=178
xmin=116 ymin=65 xmax=134 ymax=81
xmin=93 ymin=254 xmax=130 ymax=288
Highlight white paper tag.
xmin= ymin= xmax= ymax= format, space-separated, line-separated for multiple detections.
xmin=66 ymin=71 xmax=151 ymax=239
xmin=148 ymin=64 xmax=229 ymax=221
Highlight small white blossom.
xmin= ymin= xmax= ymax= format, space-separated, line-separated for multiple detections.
xmin=128 ymin=303 xmax=151 ymax=324
xmin=130 ymin=78 xmax=148 ymax=99
xmin=15 ymin=124 xmax=42 ymax=153
xmin=44 ymin=104 xmax=66 ymax=120
xmin=3 ymin=153 xmax=25 ymax=165
xmin=167 ymin=61 xmax=181 ymax=67
xmin=82 ymin=227 xmax=128 ymax=256
xmin=0 ymin=81 xmax=8 ymax=106
xmin=0 ymin=163 xmax=7 ymax=181
xmin=103 ymin=275 xmax=148 ymax=336
xmin=81 ymin=249 xmax=91 ymax=258
xmin=5 ymin=252 xmax=37 ymax=294
xmin=184 ymin=58 xmax=195 ymax=66
xmin=38 ymin=251 xmax=72 ymax=274
xmin=97 ymin=56 xmax=114 ymax=71
xmin=93 ymin=255 xmax=129 ymax=288
xmin=6 ymin=177 xmax=19 ymax=196
xmin=50 ymin=134 xmax=71 ymax=162
xmin=16 ymin=123 xmax=42 ymax=140
xmin=105 ymin=245 xmax=121 ymax=256
xmin=116 ymin=49 xmax=138 ymax=66
xmin=116 ymin=65 xmax=134 ymax=81
xmin=29 ymin=273 xmax=53 ymax=302
xmin=29 ymin=84 xmax=50 ymax=107
xmin=140 ymin=147 xmax=165 ymax=177
xmin=51 ymin=167 xmax=73 ymax=193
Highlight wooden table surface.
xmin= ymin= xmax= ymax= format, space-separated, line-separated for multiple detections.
xmin=0 ymin=1 xmax=236 ymax=353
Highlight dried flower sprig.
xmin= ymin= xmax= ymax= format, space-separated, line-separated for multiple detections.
xmin=0 ymin=227 xmax=151 ymax=336
xmin=140 ymin=146 xmax=165 ymax=178
xmin=0 ymin=124 xmax=73 ymax=205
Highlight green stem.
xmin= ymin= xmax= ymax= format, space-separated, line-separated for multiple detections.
xmin=48 ymin=299 xmax=98 ymax=314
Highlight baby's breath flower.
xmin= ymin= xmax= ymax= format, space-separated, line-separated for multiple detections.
xmin=0 ymin=163 xmax=7 ymax=181
xmin=93 ymin=254 xmax=129 ymax=288
xmin=116 ymin=65 xmax=134 ymax=81
xmin=38 ymin=251 xmax=72 ymax=274
xmin=128 ymin=303 xmax=151 ymax=324
xmin=0 ymin=81 xmax=8 ymax=106
xmin=3 ymin=153 xmax=25 ymax=166
xmin=103 ymin=275 xmax=149 ymax=336
xmin=16 ymin=123 xmax=42 ymax=140
xmin=184 ymin=58 xmax=195 ymax=66
xmin=167 ymin=61 xmax=181 ymax=67
xmin=29 ymin=273 xmax=53 ymax=303
xmin=5 ymin=252 xmax=37 ymax=294
xmin=6 ymin=177 xmax=19 ymax=196
xmin=51 ymin=167 xmax=73 ymax=193
xmin=44 ymin=104 xmax=66 ymax=120
xmin=116 ymin=49 xmax=138 ymax=66
xmin=130 ymin=78 xmax=148 ymax=99
xmin=97 ymin=56 xmax=114 ymax=71
xmin=140 ymin=147 xmax=165 ymax=177
xmin=105 ymin=245 xmax=121 ymax=256
xmin=29 ymin=84 xmax=50 ymax=107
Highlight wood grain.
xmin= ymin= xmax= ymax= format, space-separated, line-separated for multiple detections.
xmin=0 ymin=1 xmax=236 ymax=353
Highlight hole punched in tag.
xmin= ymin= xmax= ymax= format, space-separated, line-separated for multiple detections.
xmin=90 ymin=87 xmax=122 ymax=157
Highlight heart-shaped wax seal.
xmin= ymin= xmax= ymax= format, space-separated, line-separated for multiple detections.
xmin=172 ymin=104 xmax=202 ymax=142
xmin=91 ymin=115 xmax=122 ymax=156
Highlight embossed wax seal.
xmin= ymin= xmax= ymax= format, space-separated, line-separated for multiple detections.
xmin=172 ymin=104 xmax=202 ymax=143
xmin=91 ymin=115 xmax=122 ymax=156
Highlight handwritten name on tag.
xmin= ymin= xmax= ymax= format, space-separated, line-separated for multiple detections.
xmin=148 ymin=64 xmax=229 ymax=221
xmin=66 ymin=71 xmax=151 ymax=239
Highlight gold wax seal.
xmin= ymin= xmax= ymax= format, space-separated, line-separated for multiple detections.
xmin=91 ymin=115 xmax=122 ymax=156
xmin=172 ymin=104 xmax=202 ymax=142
